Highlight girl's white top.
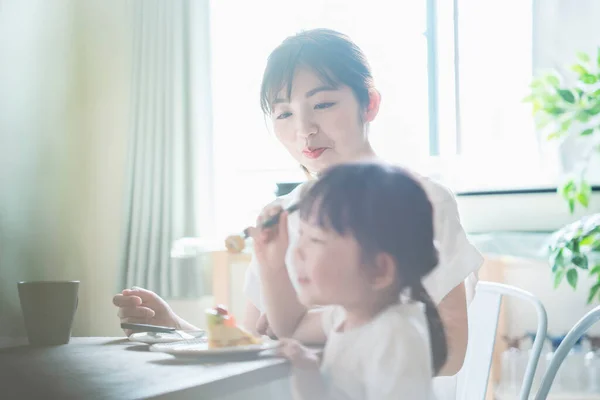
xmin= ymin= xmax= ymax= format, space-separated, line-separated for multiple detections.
xmin=320 ymin=302 xmax=436 ymax=400
xmin=244 ymin=175 xmax=484 ymax=399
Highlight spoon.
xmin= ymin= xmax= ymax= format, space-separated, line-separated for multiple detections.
xmin=225 ymin=203 xmax=300 ymax=253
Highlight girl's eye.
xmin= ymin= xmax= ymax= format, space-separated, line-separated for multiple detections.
xmin=276 ymin=111 xmax=292 ymax=120
xmin=314 ymin=102 xmax=335 ymax=110
xmin=309 ymin=237 xmax=325 ymax=244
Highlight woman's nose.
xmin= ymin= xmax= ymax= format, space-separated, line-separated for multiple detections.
xmin=296 ymin=116 xmax=318 ymax=138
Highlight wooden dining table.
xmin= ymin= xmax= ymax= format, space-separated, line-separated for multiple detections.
xmin=0 ymin=337 xmax=291 ymax=399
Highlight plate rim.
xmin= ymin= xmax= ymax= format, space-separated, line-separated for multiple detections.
xmin=127 ymin=330 xmax=206 ymax=344
xmin=149 ymin=339 xmax=280 ymax=356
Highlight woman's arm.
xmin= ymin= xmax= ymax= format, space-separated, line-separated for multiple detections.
xmin=436 ymin=282 xmax=469 ymax=376
xmin=247 ymin=208 xmax=327 ymax=344
xmin=242 ymin=300 xmax=261 ymax=335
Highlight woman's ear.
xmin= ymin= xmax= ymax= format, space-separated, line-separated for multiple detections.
xmin=368 ymin=251 xmax=396 ymax=291
xmin=364 ymin=89 xmax=381 ymax=123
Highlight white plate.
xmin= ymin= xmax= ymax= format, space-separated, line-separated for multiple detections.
xmin=149 ymin=339 xmax=280 ymax=356
xmin=128 ymin=330 xmax=206 ymax=344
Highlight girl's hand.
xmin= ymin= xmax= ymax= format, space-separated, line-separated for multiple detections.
xmin=247 ymin=203 xmax=289 ymax=272
xmin=277 ymin=338 xmax=321 ymax=370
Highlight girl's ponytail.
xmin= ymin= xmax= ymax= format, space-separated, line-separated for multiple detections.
xmin=412 ymin=282 xmax=448 ymax=375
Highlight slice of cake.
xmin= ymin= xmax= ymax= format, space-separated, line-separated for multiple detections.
xmin=206 ymin=305 xmax=261 ymax=349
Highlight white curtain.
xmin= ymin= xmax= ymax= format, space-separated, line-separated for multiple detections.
xmin=120 ymin=0 xmax=212 ymax=298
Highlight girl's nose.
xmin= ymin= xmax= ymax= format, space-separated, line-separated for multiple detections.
xmin=294 ymin=241 xmax=305 ymax=262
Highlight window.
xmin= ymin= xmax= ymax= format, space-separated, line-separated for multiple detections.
xmin=208 ymin=0 xmax=539 ymax=237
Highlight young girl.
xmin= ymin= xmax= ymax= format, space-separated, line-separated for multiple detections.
xmin=249 ymin=161 xmax=447 ymax=399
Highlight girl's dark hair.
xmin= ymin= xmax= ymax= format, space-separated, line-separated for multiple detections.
xmin=259 ymin=28 xmax=375 ymax=115
xmin=299 ymin=162 xmax=448 ymax=375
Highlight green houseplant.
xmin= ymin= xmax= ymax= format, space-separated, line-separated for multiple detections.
xmin=525 ymin=48 xmax=600 ymax=303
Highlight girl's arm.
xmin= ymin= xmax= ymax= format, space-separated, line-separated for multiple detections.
xmin=279 ymin=339 xmax=347 ymax=400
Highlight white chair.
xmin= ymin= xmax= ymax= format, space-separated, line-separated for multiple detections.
xmin=534 ymin=305 xmax=600 ymax=400
xmin=456 ymin=281 xmax=548 ymax=400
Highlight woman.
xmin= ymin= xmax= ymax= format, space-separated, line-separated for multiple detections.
xmin=113 ymin=29 xmax=483 ymax=398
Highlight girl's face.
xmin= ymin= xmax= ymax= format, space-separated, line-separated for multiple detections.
xmin=269 ymin=68 xmax=380 ymax=174
xmin=293 ymin=218 xmax=374 ymax=308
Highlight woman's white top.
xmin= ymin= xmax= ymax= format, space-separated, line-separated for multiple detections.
xmin=244 ymin=176 xmax=484 ymax=399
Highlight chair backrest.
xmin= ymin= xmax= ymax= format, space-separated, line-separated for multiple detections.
xmin=456 ymin=281 xmax=548 ymax=400
xmin=534 ymin=305 xmax=600 ymax=400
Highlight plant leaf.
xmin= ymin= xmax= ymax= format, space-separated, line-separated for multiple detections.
xmin=578 ymin=180 xmax=591 ymax=208
xmin=558 ymin=89 xmax=576 ymax=104
xmin=561 ymin=180 xmax=576 ymax=198
xmin=569 ymin=198 xmax=576 ymax=213
xmin=577 ymin=111 xmax=591 ymax=123
xmin=577 ymin=51 xmax=591 ymax=63
xmin=587 ymin=282 xmax=600 ymax=304
xmin=570 ymin=239 xmax=581 ymax=253
xmin=586 ymin=103 xmax=600 ymax=116
xmin=547 ymin=131 xmax=563 ymax=141
xmin=582 ymin=234 xmax=597 ymax=246
xmin=547 ymin=75 xmax=560 ymax=87
xmin=578 ymin=192 xmax=590 ymax=207
xmin=567 ymin=268 xmax=579 ymax=289
xmin=573 ymin=254 xmax=589 ymax=269
xmin=581 ymin=128 xmax=595 ymax=136
xmin=590 ymin=264 xmax=600 ymax=276
xmin=554 ymin=268 xmax=566 ymax=288
xmin=572 ymin=64 xmax=589 ymax=76
xmin=583 ymin=74 xmax=598 ymax=84
xmin=550 ymin=248 xmax=565 ymax=272
xmin=546 ymin=106 xmax=565 ymax=116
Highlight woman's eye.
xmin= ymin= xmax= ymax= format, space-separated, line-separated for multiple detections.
xmin=309 ymin=237 xmax=325 ymax=244
xmin=314 ymin=102 xmax=335 ymax=110
xmin=276 ymin=111 xmax=292 ymax=120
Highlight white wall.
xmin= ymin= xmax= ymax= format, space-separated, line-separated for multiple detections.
xmin=0 ymin=0 xmax=134 ymax=337
xmin=70 ymin=0 xmax=133 ymax=336
xmin=0 ymin=0 xmax=85 ymax=336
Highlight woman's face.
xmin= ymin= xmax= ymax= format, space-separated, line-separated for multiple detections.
xmin=269 ymin=68 xmax=380 ymax=174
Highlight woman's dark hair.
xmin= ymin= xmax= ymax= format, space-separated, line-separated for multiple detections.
xmin=299 ymin=162 xmax=448 ymax=375
xmin=260 ymin=28 xmax=374 ymax=116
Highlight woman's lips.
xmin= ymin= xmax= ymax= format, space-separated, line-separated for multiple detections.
xmin=302 ymin=148 xmax=327 ymax=159
xmin=297 ymin=276 xmax=311 ymax=286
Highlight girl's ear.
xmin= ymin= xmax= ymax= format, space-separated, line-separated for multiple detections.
xmin=368 ymin=252 xmax=396 ymax=290
xmin=364 ymin=89 xmax=381 ymax=123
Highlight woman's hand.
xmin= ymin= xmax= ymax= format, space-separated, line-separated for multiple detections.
xmin=112 ymin=287 xmax=194 ymax=336
xmin=256 ymin=313 xmax=277 ymax=339
xmin=247 ymin=204 xmax=289 ymax=272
